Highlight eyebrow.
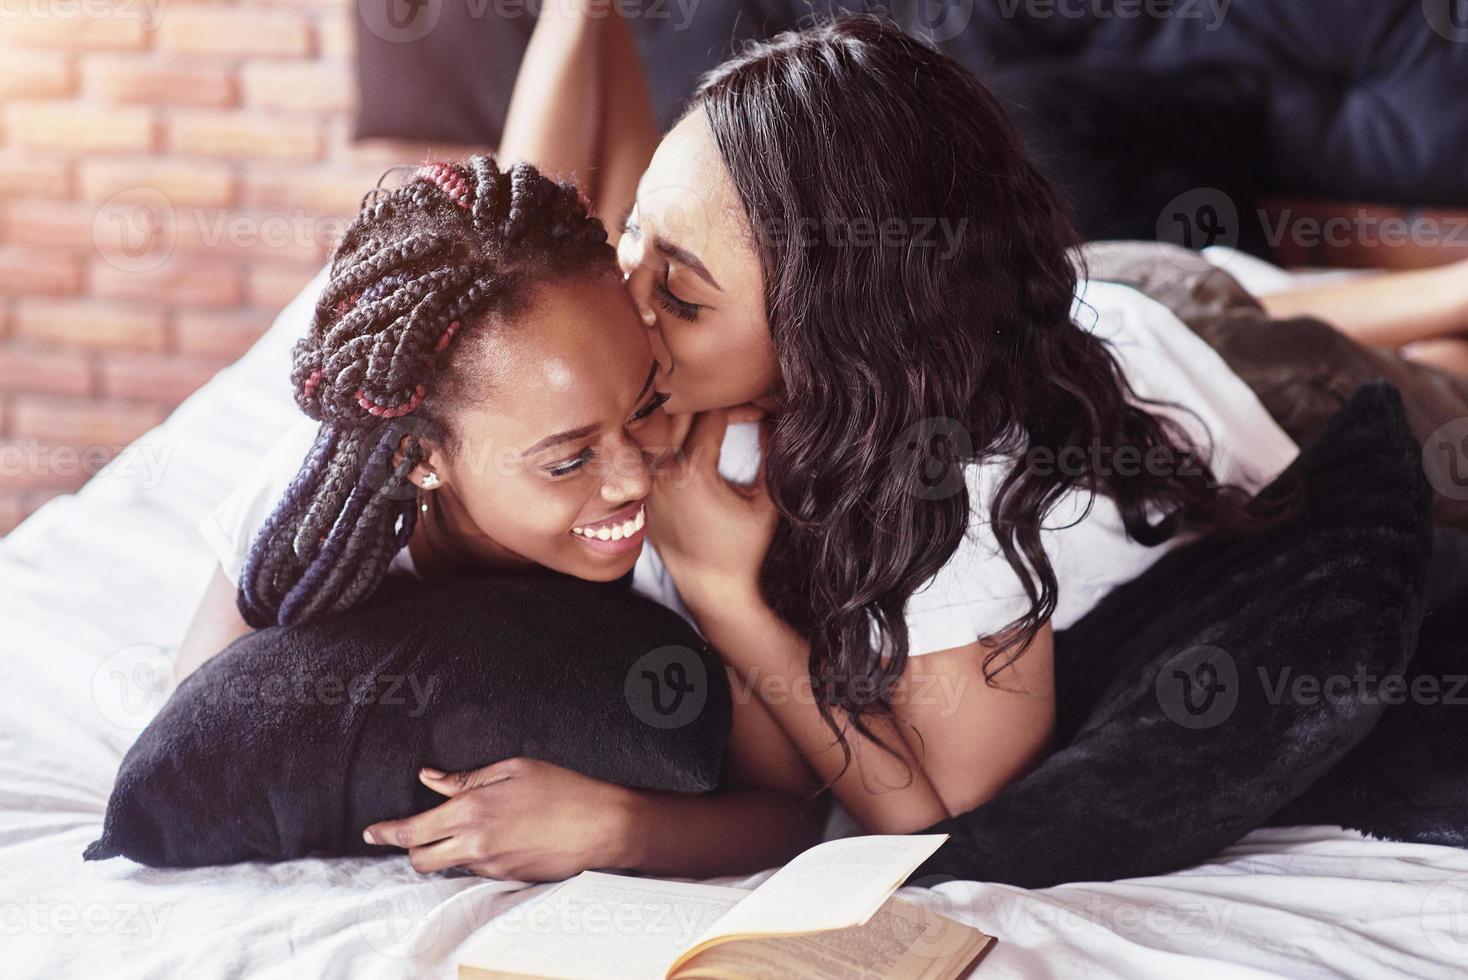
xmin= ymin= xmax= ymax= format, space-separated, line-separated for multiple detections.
xmin=520 ymin=362 xmax=660 ymax=458
xmin=654 ymin=236 xmax=722 ymax=292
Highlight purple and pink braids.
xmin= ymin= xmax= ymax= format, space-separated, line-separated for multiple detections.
xmin=236 ymin=156 xmax=615 ymax=628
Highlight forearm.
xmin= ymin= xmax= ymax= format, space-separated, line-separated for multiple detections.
xmin=615 ymin=786 xmax=825 ymax=878
xmin=691 ymin=595 xmax=951 ymax=835
xmin=1259 ymin=259 xmax=1468 ymax=348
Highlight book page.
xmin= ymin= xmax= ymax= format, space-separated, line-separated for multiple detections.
xmin=675 ymin=897 xmax=993 ymax=980
xmin=458 ymin=872 xmax=749 ymax=980
xmin=667 ymin=834 xmax=948 ymax=971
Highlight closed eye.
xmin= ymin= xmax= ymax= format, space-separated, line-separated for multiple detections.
xmin=546 ymin=448 xmax=593 ymax=478
xmin=654 ymin=275 xmax=700 ymax=322
xmin=630 ymin=391 xmax=670 ymax=423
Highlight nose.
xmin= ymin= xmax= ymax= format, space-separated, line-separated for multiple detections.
xmin=598 ymin=437 xmax=653 ymax=505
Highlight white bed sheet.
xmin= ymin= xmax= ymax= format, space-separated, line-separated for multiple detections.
xmin=4 ymin=269 xmax=1468 ymax=979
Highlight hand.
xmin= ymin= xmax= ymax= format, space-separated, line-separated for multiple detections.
xmin=361 ymin=758 xmax=636 ymax=882
xmin=646 ymin=408 xmax=777 ymax=617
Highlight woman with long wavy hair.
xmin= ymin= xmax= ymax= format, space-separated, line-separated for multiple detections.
xmin=363 ymin=8 xmax=1302 ymax=865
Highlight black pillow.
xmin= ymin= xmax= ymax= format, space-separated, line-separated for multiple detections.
xmin=912 ymin=382 xmax=1434 ymax=887
xmin=85 ymin=572 xmax=731 ymax=867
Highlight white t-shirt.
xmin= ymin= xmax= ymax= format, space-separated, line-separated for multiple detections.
xmin=199 ymin=279 xmax=1297 ymax=655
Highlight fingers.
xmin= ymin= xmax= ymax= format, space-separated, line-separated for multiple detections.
xmin=362 ymin=797 xmax=457 ymax=850
xmin=680 ymin=409 xmax=729 ymax=475
xmin=419 ymin=759 xmax=519 ymax=798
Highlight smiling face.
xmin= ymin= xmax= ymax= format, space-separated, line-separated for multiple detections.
xmin=419 ymin=276 xmax=672 ymax=582
xmin=617 ymin=109 xmax=778 ymax=416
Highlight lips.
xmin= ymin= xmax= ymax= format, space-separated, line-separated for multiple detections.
xmin=571 ymin=501 xmax=646 ymax=548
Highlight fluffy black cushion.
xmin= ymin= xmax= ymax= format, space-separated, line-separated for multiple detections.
xmin=85 ymin=572 xmax=731 ymax=867
xmin=913 ymin=382 xmax=1434 ymax=887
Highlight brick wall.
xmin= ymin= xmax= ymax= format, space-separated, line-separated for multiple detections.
xmin=0 ymin=0 xmax=489 ymax=534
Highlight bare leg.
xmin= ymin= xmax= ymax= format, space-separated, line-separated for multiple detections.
xmin=496 ymin=2 xmax=659 ymax=230
xmin=1259 ymin=258 xmax=1468 ymax=349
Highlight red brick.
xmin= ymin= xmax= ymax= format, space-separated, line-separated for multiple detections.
xmin=5 ymin=102 xmax=154 ymax=153
xmin=0 ymin=344 xmax=93 ymax=397
xmin=91 ymin=257 xmax=245 ymax=308
xmin=82 ymin=55 xmax=236 ymax=107
xmin=0 ymin=13 xmax=150 ymax=51
xmin=98 ymin=350 xmax=230 ymax=403
xmin=13 ymin=299 xmax=167 ymax=351
xmin=171 ymin=112 xmax=322 ymax=161
xmin=241 ymin=61 xmax=354 ymax=113
xmin=1 ymin=200 xmax=97 ymax=249
xmin=0 ymin=154 xmax=72 ymax=199
xmin=317 ymin=15 xmax=354 ymax=60
xmin=157 ymin=8 xmax=311 ymax=57
xmin=174 ymin=309 xmax=270 ymax=358
xmin=10 ymin=394 xmax=164 ymax=446
xmin=78 ymin=159 xmax=235 ymax=208
xmin=0 ymin=247 xmax=83 ymax=296
xmin=247 ymin=261 xmax=320 ymax=309
xmin=0 ymin=458 xmax=94 ymax=496
xmin=240 ymin=165 xmax=383 ymax=216
xmin=0 ymin=49 xmax=74 ymax=99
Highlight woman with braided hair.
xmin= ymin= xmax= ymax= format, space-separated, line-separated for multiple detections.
xmin=179 ymin=152 xmax=829 ymax=881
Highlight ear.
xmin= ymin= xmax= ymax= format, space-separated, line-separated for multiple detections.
xmin=392 ymin=433 xmax=442 ymax=489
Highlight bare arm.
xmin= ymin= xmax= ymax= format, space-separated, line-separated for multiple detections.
xmin=1259 ymin=257 xmax=1468 ymax=348
xmin=497 ymin=1 xmax=659 ymax=229
xmin=687 ymin=597 xmax=1055 ymax=835
xmin=175 ymin=564 xmax=252 ymax=683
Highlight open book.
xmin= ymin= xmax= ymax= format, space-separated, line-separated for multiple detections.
xmin=458 ymin=834 xmax=994 ymax=980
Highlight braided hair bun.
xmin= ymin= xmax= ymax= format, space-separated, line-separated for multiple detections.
xmin=237 ymin=156 xmax=615 ymax=628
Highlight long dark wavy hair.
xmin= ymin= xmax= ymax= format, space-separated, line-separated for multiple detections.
xmin=693 ymin=16 xmax=1279 ymax=767
xmin=236 ymin=156 xmax=614 ymax=628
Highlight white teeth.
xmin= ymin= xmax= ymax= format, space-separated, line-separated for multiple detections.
xmin=574 ymin=504 xmax=646 ymax=541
